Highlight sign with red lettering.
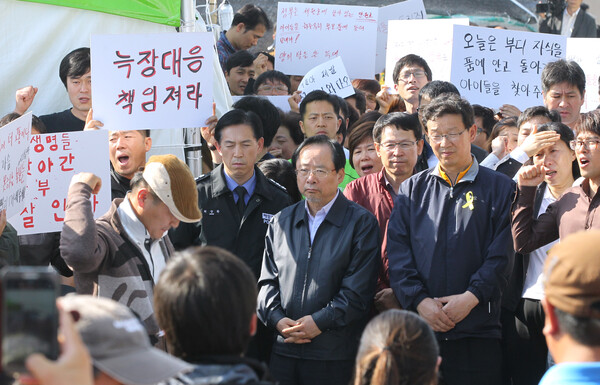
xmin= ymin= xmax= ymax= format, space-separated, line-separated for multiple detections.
xmin=91 ymin=32 xmax=214 ymax=130
xmin=0 ymin=113 xmax=30 ymax=218
xmin=9 ymin=131 xmax=111 ymax=235
xmin=276 ymin=2 xmax=378 ymax=79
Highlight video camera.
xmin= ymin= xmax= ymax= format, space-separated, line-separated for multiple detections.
xmin=536 ymin=0 xmax=566 ymax=18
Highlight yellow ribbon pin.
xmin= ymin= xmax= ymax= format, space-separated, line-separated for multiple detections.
xmin=462 ymin=191 xmax=474 ymax=210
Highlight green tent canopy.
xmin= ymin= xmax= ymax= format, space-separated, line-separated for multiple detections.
xmin=20 ymin=0 xmax=181 ymax=26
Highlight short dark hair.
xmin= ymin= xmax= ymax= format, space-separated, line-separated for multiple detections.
xmin=421 ymin=94 xmax=474 ymax=132
xmin=392 ymin=54 xmax=432 ymax=85
xmin=253 ymin=70 xmax=291 ymax=94
xmin=255 ymin=51 xmax=275 ymax=67
xmin=352 ymin=79 xmax=381 ymax=96
xmin=537 ymin=122 xmax=580 ymax=179
xmin=541 ymin=59 xmax=586 ymax=96
xmin=575 ymin=110 xmax=600 ymax=137
xmin=280 ymin=111 xmax=304 ymax=145
xmin=517 ymin=106 xmax=561 ymax=129
xmin=554 ymin=307 xmax=600 ymax=347
xmin=233 ymin=97 xmax=279 ymax=147
xmin=154 ymin=246 xmax=258 ymax=357
xmin=348 ymin=121 xmax=376 ymax=168
xmin=257 ymin=158 xmax=301 ymax=203
xmin=292 ymin=135 xmax=346 ymax=172
xmin=59 ymin=47 xmax=90 ymax=88
xmin=0 ymin=113 xmax=47 ymax=134
xmin=299 ymin=90 xmax=340 ymax=121
xmin=231 ymin=4 xmax=272 ymax=31
xmin=373 ymin=112 xmax=423 ymax=143
xmin=214 ymin=109 xmax=264 ymax=144
xmin=418 ymin=80 xmax=460 ymax=105
xmin=487 ymin=116 xmax=518 ymax=152
xmin=225 ymin=50 xmax=254 ymax=73
xmin=472 ymin=105 xmax=496 ymax=137
xmin=336 ymin=95 xmax=351 ymax=142
xmin=346 ymin=88 xmax=367 ymax=115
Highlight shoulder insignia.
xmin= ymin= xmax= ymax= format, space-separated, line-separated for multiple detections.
xmin=267 ymin=178 xmax=288 ymax=193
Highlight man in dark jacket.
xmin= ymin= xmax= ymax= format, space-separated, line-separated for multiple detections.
xmin=387 ymin=95 xmax=514 ymax=385
xmin=257 ymin=135 xmax=379 ymax=385
xmin=539 ymin=1 xmax=597 ymax=38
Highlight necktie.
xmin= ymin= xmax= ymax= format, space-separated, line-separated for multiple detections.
xmin=234 ymin=186 xmax=247 ymax=216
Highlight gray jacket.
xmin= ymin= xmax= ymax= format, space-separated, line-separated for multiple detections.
xmin=257 ymin=193 xmax=379 ymax=360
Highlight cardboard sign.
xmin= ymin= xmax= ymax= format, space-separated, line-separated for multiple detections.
xmin=385 ymin=18 xmax=469 ymax=88
xmin=0 ymin=113 xmax=31 ymax=218
xmin=10 ymin=130 xmax=111 ymax=235
xmin=92 ymin=32 xmax=214 ymax=130
xmin=276 ymin=2 xmax=378 ymax=79
xmin=375 ymin=0 xmax=426 ymax=73
xmin=298 ymin=57 xmax=354 ymax=98
xmin=232 ymin=95 xmax=292 ymax=113
xmin=451 ymin=25 xmax=566 ymax=110
xmin=567 ymin=38 xmax=600 ymax=112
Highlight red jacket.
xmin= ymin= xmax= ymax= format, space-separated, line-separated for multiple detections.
xmin=344 ymin=170 xmax=395 ymax=290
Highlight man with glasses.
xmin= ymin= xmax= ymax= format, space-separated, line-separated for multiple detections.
xmin=254 ymin=70 xmax=291 ymax=96
xmin=512 ymin=109 xmax=600 ymax=252
xmin=387 ymin=94 xmax=515 ymax=385
xmin=344 ymin=113 xmax=423 ymax=312
xmin=392 ymin=54 xmax=432 ymax=114
xmin=258 ymin=135 xmax=379 ymax=385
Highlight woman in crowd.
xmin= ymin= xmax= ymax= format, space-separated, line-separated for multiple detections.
xmin=481 ymin=116 xmax=519 ymax=169
xmin=353 ymin=309 xmax=440 ymax=385
xmin=348 ymin=121 xmax=383 ymax=178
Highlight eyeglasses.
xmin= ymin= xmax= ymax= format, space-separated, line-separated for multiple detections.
xmin=295 ymin=168 xmax=336 ymax=178
xmin=570 ymin=138 xmax=600 ymax=151
xmin=380 ymin=141 xmax=418 ymax=151
xmin=257 ymin=85 xmax=289 ymax=93
xmin=398 ymin=70 xmax=427 ymax=82
xmin=429 ymin=129 xmax=468 ymax=144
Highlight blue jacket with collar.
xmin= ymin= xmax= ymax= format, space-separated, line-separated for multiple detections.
xmin=387 ymin=160 xmax=515 ymax=340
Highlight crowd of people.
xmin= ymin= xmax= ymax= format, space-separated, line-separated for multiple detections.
xmin=1 ymin=2 xmax=600 ymax=385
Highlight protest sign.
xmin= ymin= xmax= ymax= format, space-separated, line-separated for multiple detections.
xmin=298 ymin=57 xmax=354 ymax=98
xmin=232 ymin=95 xmax=292 ymax=113
xmin=92 ymin=32 xmax=214 ymax=130
xmin=451 ymin=25 xmax=566 ymax=110
xmin=0 ymin=113 xmax=30 ymax=218
xmin=567 ymin=38 xmax=600 ymax=112
xmin=276 ymin=2 xmax=378 ymax=79
xmin=9 ymin=130 xmax=111 ymax=235
xmin=385 ymin=18 xmax=469 ymax=88
xmin=375 ymin=0 xmax=426 ymax=73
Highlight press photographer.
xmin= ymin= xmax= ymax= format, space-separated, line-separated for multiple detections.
xmin=538 ymin=0 xmax=597 ymax=37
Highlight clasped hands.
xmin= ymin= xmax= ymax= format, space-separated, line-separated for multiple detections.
xmin=276 ymin=315 xmax=321 ymax=344
xmin=416 ymin=291 xmax=479 ymax=333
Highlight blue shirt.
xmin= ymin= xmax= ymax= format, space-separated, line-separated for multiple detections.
xmin=539 ymin=362 xmax=600 ymax=385
xmin=217 ymin=30 xmax=237 ymax=73
xmin=224 ymin=170 xmax=256 ymax=206
xmin=305 ymin=190 xmax=339 ymax=243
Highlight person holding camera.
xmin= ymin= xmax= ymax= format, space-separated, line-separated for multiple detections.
xmin=539 ymin=0 xmax=597 ymax=38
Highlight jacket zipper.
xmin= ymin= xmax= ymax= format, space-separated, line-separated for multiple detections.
xmin=299 ymin=245 xmax=312 ymax=316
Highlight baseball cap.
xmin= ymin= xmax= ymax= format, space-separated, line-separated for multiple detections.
xmin=544 ymin=230 xmax=600 ymax=319
xmin=60 ymin=295 xmax=192 ymax=385
xmin=142 ymin=154 xmax=202 ymax=223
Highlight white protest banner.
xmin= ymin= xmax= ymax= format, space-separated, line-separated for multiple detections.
xmin=298 ymin=57 xmax=354 ymax=98
xmin=276 ymin=2 xmax=378 ymax=79
xmin=567 ymin=38 xmax=600 ymax=112
xmin=451 ymin=25 xmax=566 ymax=110
xmin=9 ymin=130 xmax=111 ymax=235
xmin=385 ymin=18 xmax=469 ymax=88
xmin=375 ymin=0 xmax=426 ymax=73
xmin=92 ymin=32 xmax=214 ymax=130
xmin=232 ymin=96 xmax=292 ymax=113
xmin=0 ymin=113 xmax=30 ymax=218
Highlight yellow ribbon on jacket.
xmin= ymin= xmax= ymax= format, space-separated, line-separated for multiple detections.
xmin=462 ymin=191 xmax=474 ymax=210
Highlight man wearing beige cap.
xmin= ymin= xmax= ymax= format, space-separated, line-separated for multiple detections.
xmin=60 ymin=154 xmax=201 ymax=344
xmin=539 ymin=230 xmax=600 ymax=384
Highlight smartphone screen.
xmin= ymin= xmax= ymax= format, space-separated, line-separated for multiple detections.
xmin=1 ymin=267 xmax=59 ymax=375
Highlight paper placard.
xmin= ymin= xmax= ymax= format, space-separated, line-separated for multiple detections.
xmin=0 ymin=113 xmax=31 ymax=218
xmin=567 ymin=38 xmax=600 ymax=112
xmin=385 ymin=18 xmax=469 ymax=88
xmin=92 ymin=32 xmax=214 ymax=130
xmin=276 ymin=2 xmax=378 ymax=79
xmin=375 ymin=0 xmax=426 ymax=73
xmin=232 ymin=95 xmax=292 ymax=113
xmin=10 ymin=130 xmax=111 ymax=235
xmin=298 ymin=57 xmax=354 ymax=99
xmin=451 ymin=25 xmax=566 ymax=110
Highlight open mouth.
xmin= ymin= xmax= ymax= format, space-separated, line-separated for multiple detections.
xmin=79 ymin=97 xmax=90 ymax=104
xmin=545 ymin=170 xmax=557 ymax=177
xmin=117 ymin=155 xmax=130 ymax=166
xmin=361 ymin=164 xmax=374 ymax=174
xmin=407 ymin=86 xmax=419 ymax=91
xmin=579 ymin=158 xmax=590 ymax=167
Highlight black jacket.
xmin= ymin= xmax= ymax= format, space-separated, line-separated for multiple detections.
xmin=257 ymin=194 xmax=379 ymax=360
xmin=169 ymin=165 xmax=292 ymax=279
xmin=539 ymin=4 xmax=597 ymax=37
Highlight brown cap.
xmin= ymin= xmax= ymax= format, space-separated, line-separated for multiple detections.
xmin=544 ymin=230 xmax=600 ymax=319
xmin=142 ymin=154 xmax=201 ymax=223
